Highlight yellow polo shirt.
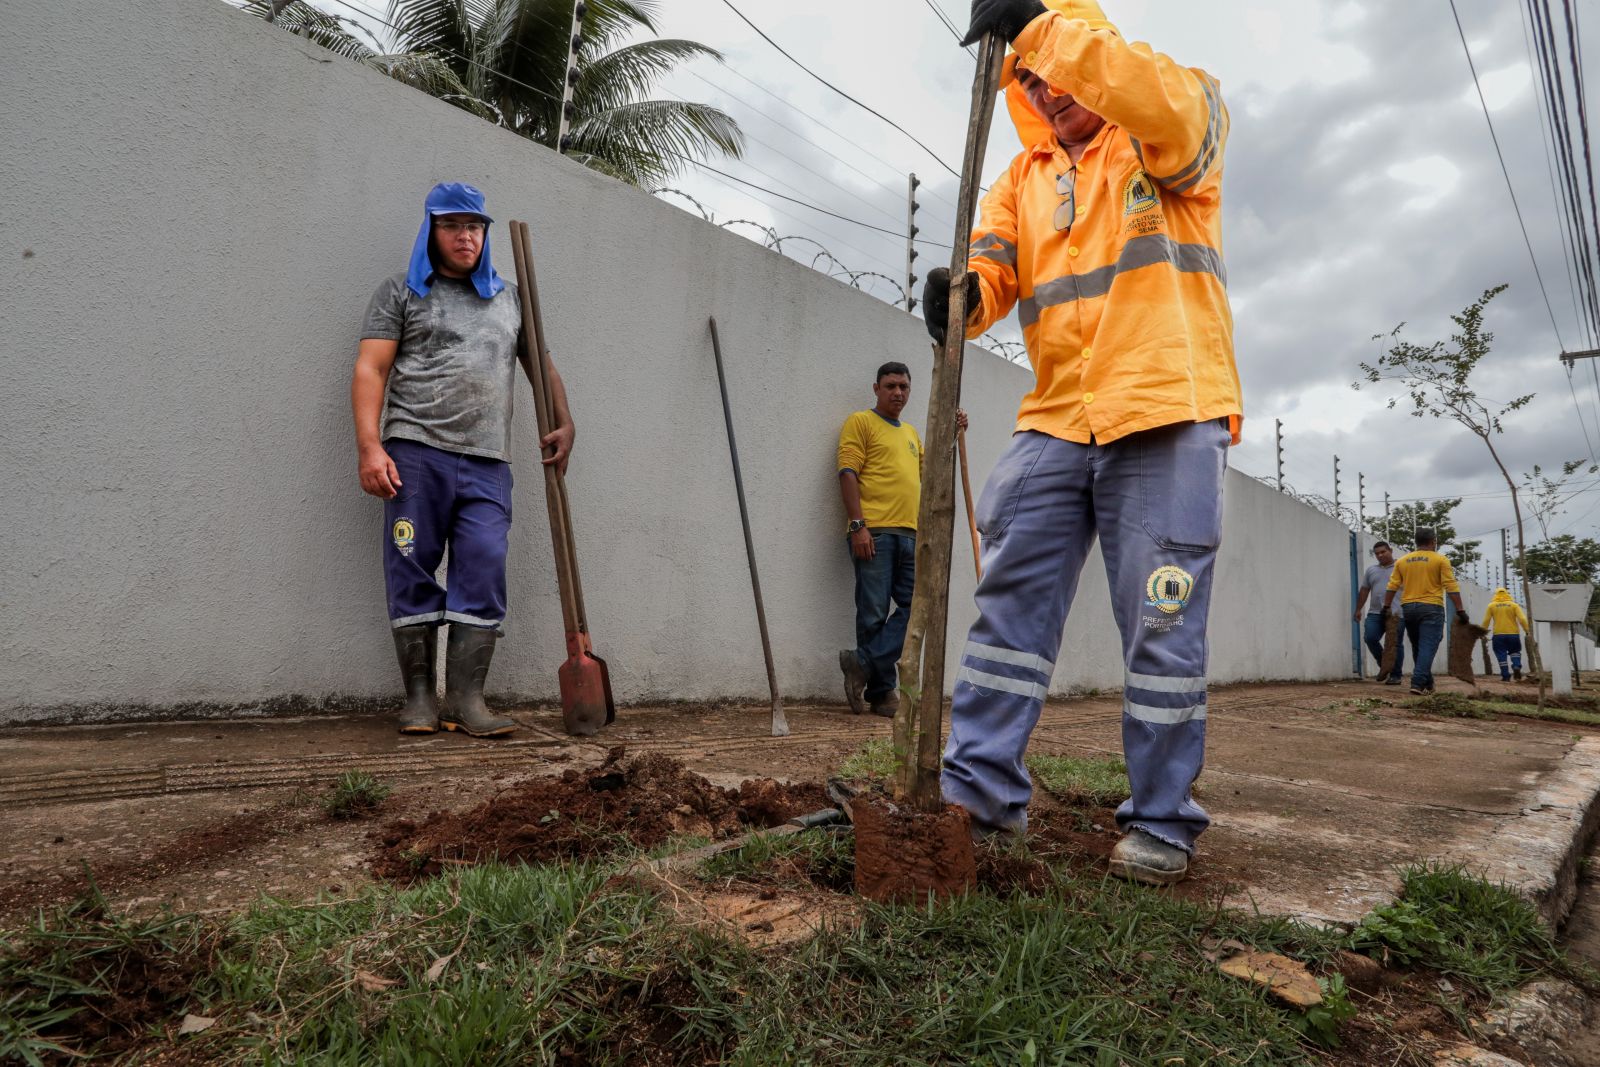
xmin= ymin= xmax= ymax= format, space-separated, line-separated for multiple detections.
xmin=1387 ymin=550 xmax=1460 ymax=607
xmin=837 ymin=410 xmax=923 ymax=532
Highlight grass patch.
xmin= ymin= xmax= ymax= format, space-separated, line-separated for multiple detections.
xmin=1348 ymin=862 xmax=1594 ymax=997
xmin=834 ymin=737 xmax=896 ymax=780
xmin=319 ymin=771 xmax=392 ymax=819
xmin=1026 ymin=754 xmax=1130 ymax=806
xmin=0 ymin=883 xmax=213 ymax=1066
xmin=9 ymin=852 xmax=1599 ymax=1063
xmin=1407 ymin=693 xmax=1600 ymax=728
xmin=698 ymin=828 xmax=853 ymax=890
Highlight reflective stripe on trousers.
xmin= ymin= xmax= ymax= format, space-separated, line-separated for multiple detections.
xmin=941 ymin=421 xmax=1228 ymax=854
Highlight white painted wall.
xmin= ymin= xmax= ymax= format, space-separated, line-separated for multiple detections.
xmin=2 ymin=0 xmax=1359 ymax=723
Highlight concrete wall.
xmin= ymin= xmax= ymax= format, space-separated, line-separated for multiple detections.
xmin=2 ymin=0 xmax=1356 ymax=724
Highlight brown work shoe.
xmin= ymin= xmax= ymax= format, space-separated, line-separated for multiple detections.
xmin=869 ymin=697 xmax=897 ymax=718
xmin=839 ymin=650 xmax=868 ymax=715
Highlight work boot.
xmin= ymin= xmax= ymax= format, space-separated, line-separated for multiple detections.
xmin=392 ymin=625 xmax=440 ymax=734
xmin=839 ymin=650 xmax=868 ymax=715
xmin=1513 ymin=666 xmax=1522 ymax=682
xmin=869 ymin=696 xmax=897 ymax=719
xmin=1501 ymin=671 xmax=1511 ymax=682
xmin=1109 ymin=828 xmax=1189 ymax=886
xmin=441 ymin=626 xmax=517 ymax=738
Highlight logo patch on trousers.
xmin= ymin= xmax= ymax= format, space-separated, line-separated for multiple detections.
xmin=1145 ymin=565 xmax=1194 ymax=615
xmin=392 ymin=517 xmax=416 ymax=557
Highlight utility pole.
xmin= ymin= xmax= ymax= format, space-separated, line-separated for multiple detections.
xmin=1333 ymin=455 xmax=1341 ymax=522
xmin=555 ymin=1 xmax=587 ymax=153
xmin=1357 ymin=472 xmax=1366 ymax=530
xmin=1384 ymin=492 xmax=1391 ymax=544
xmin=1501 ymin=527 xmax=1511 ymax=601
xmin=905 ymin=173 xmax=920 ymax=313
xmin=1274 ymin=419 xmax=1284 ymax=491
xmin=1560 ymin=348 xmax=1600 ymax=365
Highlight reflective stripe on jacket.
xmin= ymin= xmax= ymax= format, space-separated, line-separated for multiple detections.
xmin=965 ymin=8 xmax=1240 ymax=445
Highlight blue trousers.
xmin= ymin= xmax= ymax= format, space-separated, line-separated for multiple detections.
xmin=943 ymin=421 xmax=1229 ymax=854
xmin=1492 ymin=634 xmax=1523 ymax=679
xmin=1402 ymin=603 xmax=1444 ymax=690
xmin=382 ymin=438 xmax=513 ymax=631
xmin=850 ymin=530 xmax=916 ymax=703
xmin=1363 ymin=612 xmax=1404 ymax=679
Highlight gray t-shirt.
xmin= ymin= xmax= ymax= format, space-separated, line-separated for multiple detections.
xmin=1362 ymin=562 xmax=1400 ymax=614
xmin=361 ymin=273 xmax=522 ymax=462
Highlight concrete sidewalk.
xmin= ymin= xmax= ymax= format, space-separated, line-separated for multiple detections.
xmin=2 ymin=681 xmax=1598 ymax=928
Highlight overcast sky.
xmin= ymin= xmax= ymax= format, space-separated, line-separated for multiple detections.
xmin=644 ymin=0 xmax=1600 ymax=563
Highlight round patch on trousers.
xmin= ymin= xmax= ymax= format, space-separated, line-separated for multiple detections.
xmin=1145 ymin=565 xmax=1194 ymax=615
xmin=392 ymin=517 xmax=416 ymax=557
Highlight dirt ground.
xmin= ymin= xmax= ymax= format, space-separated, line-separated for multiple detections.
xmin=2 ymin=678 xmax=1598 ymax=931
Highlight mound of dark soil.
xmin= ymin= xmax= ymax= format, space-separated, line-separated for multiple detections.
xmin=373 ymin=748 xmax=826 ymax=879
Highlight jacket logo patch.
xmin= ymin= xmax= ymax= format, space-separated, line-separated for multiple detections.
xmin=1123 ymin=171 xmax=1160 ymax=216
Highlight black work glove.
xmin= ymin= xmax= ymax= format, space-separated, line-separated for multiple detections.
xmin=923 ymin=268 xmax=982 ymax=346
xmin=1456 ymin=610 xmax=1470 ymax=626
xmin=961 ymin=0 xmax=1047 ymax=46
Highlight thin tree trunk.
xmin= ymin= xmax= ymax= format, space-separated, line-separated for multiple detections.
xmin=1484 ymin=439 xmax=1546 ymax=707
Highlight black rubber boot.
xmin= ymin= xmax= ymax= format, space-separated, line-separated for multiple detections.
xmin=392 ymin=625 xmax=440 ymax=735
xmin=441 ymin=626 xmax=517 ymax=738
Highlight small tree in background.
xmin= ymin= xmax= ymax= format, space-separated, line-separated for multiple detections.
xmin=1365 ymin=498 xmax=1461 ymax=549
xmin=1356 ymin=285 xmax=1547 ymax=704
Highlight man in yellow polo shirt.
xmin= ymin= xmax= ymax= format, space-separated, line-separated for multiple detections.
xmin=926 ymin=0 xmax=1240 ymax=886
xmin=1381 ymin=528 xmax=1469 ymax=694
xmin=836 ymin=363 xmax=966 ymax=717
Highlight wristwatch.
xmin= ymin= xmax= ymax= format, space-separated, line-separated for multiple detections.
xmin=848 ymin=519 xmax=868 ymax=534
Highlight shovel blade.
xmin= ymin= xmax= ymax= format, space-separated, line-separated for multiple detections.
xmin=558 ymin=652 xmax=609 ymax=736
xmin=592 ymin=652 xmax=616 ymax=724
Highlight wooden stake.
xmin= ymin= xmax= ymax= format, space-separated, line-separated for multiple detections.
xmin=958 ymin=424 xmax=981 ymax=583
xmin=893 ymin=36 xmax=1006 ymax=812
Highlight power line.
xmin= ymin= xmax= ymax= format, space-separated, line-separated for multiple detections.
xmin=919 ymin=0 xmax=976 ymax=58
xmin=716 ymin=0 xmax=963 ymax=180
xmin=1448 ymin=0 xmax=1566 ymax=348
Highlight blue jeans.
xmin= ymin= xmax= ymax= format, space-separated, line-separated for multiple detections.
xmin=850 ymin=530 xmax=916 ymax=703
xmin=942 ymin=421 xmax=1229 ymax=853
xmin=1403 ymin=604 xmax=1445 ymax=690
xmin=1492 ymin=634 xmax=1523 ymax=679
xmin=1363 ymin=612 xmax=1404 ymax=680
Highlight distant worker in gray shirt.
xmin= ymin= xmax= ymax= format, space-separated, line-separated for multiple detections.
xmin=351 ymin=182 xmax=575 ymax=737
xmin=1353 ymin=540 xmax=1404 ymax=685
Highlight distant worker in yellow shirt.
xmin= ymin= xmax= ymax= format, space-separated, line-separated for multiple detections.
xmin=1481 ymin=587 xmax=1532 ymax=682
xmin=1381 ymin=528 xmax=1468 ymax=694
xmin=836 ymin=362 xmax=965 ymax=717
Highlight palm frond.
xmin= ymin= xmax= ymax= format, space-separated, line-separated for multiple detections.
xmin=575 ymin=39 xmax=724 ymax=113
xmin=243 ymin=0 xmax=382 ymax=58
xmin=568 ymin=98 xmax=744 ymax=186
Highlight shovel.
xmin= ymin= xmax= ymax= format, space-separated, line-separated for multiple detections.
xmin=508 ymin=220 xmax=615 ymax=736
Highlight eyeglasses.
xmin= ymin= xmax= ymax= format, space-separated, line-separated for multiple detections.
xmin=435 ymin=219 xmax=487 ymax=235
xmin=1053 ymin=169 xmax=1076 ymax=233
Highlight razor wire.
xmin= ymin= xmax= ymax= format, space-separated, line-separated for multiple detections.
xmin=653 ymin=188 xmax=1031 ymax=367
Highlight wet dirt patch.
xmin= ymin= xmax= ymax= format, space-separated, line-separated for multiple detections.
xmin=372 ymin=748 xmax=826 ymax=880
xmin=0 ymin=803 xmax=310 ymax=921
xmin=851 ymin=794 xmax=976 ymax=905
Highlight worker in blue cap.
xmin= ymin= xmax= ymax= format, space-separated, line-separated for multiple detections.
xmin=351 ymin=182 xmax=575 ymax=737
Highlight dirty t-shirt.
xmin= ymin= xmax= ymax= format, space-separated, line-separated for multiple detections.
xmin=361 ymin=273 xmax=522 ymax=462
xmin=1362 ymin=563 xmax=1399 ymax=615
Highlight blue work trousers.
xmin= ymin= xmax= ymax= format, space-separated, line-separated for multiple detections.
xmin=1491 ymin=634 xmax=1523 ymax=679
xmin=942 ymin=421 xmax=1229 ymax=854
xmin=850 ymin=530 xmax=916 ymax=703
xmin=1363 ymin=612 xmax=1404 ymax=680
xmin=1402 ymin=604 xmax=1445 ymax=691
xmin=383 ymin=438 xmax=513 ymax=631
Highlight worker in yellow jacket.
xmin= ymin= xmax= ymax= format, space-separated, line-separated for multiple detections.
xmin=1480 ymin=588 xmax=1532 ymax=681
xmin=932 ymin=0 xmax=1240 ymax=886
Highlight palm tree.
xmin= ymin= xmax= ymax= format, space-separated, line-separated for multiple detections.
xmin=246 ymin=0 xmax=742 ymax=187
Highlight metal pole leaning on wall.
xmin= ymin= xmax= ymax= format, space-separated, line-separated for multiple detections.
xmin=707 ymin=317 xmax=789 ymax=738
xmin=556 ymin=1 xmax=587 ymax=153
xmin=905 ymin=173 xmax=920 ymax=313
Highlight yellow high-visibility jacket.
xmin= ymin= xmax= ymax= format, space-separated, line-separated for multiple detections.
xmin=1480 ymin=589 xmax=1530 ymax=635
xmin=965 ymin=3 xmax=1241 ymax=445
